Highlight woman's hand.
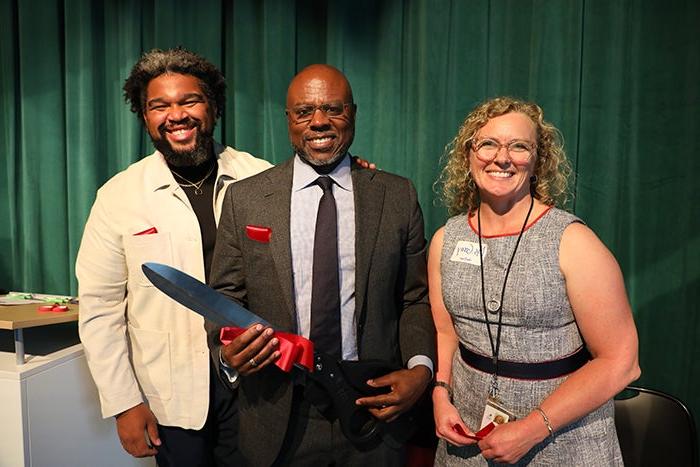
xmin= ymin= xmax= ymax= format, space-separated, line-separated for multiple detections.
xmin=478 ymin=413 xmax=549 ymax=464
xmin=433 ymin=391 xmax=478 ymax=447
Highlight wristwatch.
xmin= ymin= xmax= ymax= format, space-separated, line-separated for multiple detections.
xmin=433 ymin=380 xmax=453 ymax=401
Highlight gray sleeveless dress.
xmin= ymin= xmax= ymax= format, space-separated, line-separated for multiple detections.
xmin=434 ymin=208 xmax=622 ymax=466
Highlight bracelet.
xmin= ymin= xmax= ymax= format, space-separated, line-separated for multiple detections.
xmin=434 ymin=380 xmax=453 ymax=400
xmin=534 ymin=407 xmax=554 ymax=439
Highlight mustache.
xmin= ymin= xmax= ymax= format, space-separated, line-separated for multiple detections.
xmin=151 ymin=120 xmax=215 ymax=168
xmin=158 ymin=117 xmax=201 ymax=133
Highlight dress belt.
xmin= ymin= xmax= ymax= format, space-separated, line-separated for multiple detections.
xmin=459 ymin=343 xmax=591 ymax=380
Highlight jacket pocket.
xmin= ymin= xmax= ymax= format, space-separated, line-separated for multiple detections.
xmin=124 ymin=233 xmax=173 ymax=287
xmin=128 ymin=325 xmax=172 ymax=400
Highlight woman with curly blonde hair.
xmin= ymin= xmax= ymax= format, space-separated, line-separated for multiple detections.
xmin=429 ymin=97 xmax=640 ymax=465
xmin=439 ymin=97 xmax=571 ymax=215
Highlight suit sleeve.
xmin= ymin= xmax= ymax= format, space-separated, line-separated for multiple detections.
xmin=76 ymin=192 xmax=144 ymax=418
xmin=398 ymin=180 xmax=436 ymax=366
xmin=206 ymin=184 xmax=248 ymax=381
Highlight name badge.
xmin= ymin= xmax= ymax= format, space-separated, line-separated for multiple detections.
xmin=450 ymin=241 xmax=485 ymax=265
xmin=480 ymin=396 xmax=516 ymax=429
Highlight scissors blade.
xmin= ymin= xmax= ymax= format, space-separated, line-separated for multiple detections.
xmin=141 ymin=262 xmax=270 ymax=328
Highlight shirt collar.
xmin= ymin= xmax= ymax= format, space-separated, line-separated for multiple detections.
xmin=292 ymin=154 xmax=353 ymax=193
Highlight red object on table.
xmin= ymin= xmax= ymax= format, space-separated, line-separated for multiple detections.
xmin=37 ymin=304 xmax=69 ymax=313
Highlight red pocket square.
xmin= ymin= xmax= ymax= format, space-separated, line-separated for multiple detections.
xmin=134 ymin=227 xmax=158 ymax=235
xmin=246 ymin=225 xmax=272 ymax=243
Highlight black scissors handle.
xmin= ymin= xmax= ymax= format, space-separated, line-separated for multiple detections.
xmin=306 ymin=353 xmax=380 ymax=447
xmin=299 ymin=353 xmax=415 ymax=449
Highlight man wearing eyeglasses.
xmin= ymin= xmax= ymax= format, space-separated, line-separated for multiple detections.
xmin=206 ymin=64 xmax=436 ymax=465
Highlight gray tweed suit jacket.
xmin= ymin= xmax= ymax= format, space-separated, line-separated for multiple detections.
xmin=206 ymin=157 xmax=435 ymax=466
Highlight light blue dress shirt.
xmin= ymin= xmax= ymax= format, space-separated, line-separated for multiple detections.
xmin=290 ymin=155 xmax=433 ymax=375
xmin=291 ymin=154 xmax=358 ymax=360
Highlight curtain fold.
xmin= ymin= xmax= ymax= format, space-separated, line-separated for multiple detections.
xmin=1 ymin=0 xmax=698 ymax=442
xmin=224 ymin=0 xmax=296 ymax=164
xmin=0 ymin=0 xmax=19 ymax=293
xmin=576 ymin=0 xmax=700 ymax=412
xmin=16 ymin=0 xmax=70 ymax=293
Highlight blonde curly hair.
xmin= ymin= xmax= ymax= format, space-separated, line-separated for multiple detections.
xmin=438 ymin=97 xmax=572 ymax=215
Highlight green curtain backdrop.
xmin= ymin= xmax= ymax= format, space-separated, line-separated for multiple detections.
xmin=1 ymin=0 xmax=698 ymax=439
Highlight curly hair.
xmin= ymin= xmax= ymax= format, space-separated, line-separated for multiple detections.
xmin=123 ymin=47 xmax=226 ymax=121
xmin=437 ymin=97 xmax=572 ymax=215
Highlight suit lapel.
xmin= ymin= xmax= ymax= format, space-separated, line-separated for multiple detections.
xmin=260 ymin=159 xmax=296 ymax=326
xmin=352 ymin=164 xmax=385 ymax=336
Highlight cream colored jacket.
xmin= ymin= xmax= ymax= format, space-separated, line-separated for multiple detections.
xmin=76 ymin=144 xmax=271 ymax=429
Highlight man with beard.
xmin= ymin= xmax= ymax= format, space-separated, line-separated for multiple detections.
xmin=206 ymin=64 xmax=436 ymax=465
xmin=76 ymin=48 xmax=271 ymax=466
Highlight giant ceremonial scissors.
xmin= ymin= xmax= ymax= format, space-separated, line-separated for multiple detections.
xmin=141 ymin=262 xmax=414 ymax=449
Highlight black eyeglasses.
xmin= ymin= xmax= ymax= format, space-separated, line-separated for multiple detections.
xmin=286 ymin=102 xmax=354 ymax=124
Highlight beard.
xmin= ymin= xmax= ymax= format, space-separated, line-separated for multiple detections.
xmin=152 ymin=122 xmax=214 ymax=168
xmin=293 ymin=144 xmax=348 ymax=168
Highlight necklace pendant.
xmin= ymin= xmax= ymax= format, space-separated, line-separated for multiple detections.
xmin=486 ymin=299 xmax=500 ymax=314
xmin=194 ymin=187 xmax=203 ymax=195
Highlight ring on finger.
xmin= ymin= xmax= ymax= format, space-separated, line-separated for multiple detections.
xmin=249 ymin=357 xmax=258 ymax=368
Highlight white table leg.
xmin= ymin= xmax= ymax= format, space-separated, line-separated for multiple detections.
xmin=14 ymin=329 xmax=24 ymax=365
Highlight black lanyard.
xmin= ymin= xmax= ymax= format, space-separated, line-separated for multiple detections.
xmin=477 ymin=195 xmax=534 ymax=396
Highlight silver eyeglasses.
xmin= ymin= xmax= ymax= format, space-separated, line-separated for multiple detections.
xmin=471 ymin=138 xmax=536 ymax=164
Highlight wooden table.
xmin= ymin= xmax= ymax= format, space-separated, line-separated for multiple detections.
xmin=0 ymin=304 xmax=79 ymax=365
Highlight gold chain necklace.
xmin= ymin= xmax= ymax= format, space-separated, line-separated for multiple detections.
xmin=171 ymin=163 xmax=215 ymax=195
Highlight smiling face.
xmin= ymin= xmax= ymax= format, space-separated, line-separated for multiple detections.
xmin=143 ymin=73 xmax=216 ymax=167
xmin=286 ymin=65 xmax=355 ymax=167
xmin=469 ymin=112 xmax=537 ymax=203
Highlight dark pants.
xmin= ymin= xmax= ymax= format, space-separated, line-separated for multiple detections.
xmin=155 ymin=362 xmax=239 ymax=467
xmin=273 ymin=387 xmax=406 ymax=467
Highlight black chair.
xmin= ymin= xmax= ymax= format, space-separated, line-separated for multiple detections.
xmin=614 ymin=386 xmax=698 ymax=467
